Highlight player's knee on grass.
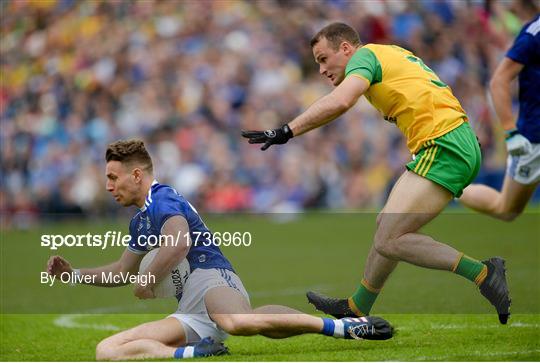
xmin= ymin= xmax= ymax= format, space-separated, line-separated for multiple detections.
xmin=94 ymin=326 xmax=144 ymax=361
xmin=96 ymin=338 xmax=119 ymax=361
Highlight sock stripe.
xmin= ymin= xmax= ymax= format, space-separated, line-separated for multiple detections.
xmin=184 ymin=346 xmax=195 ymax=358
xmin=452 ymin=252 xmax=465 ymax=272
xmin=174 ymin=346 xmax=195 ymax=359
xmin=347 ymin=297 xmax=365 ymax=316
xmin=474 ymin=265 xmax=488 ymax=286
xmin=361 ymin=278 xmax=381 ymax=293
xmin=333 ymin=319 xmax=345 ymax=338
xmin=454 ymin=254 xmax=486 ymax=284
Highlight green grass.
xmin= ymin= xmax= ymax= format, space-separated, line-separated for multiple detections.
xmin=1 ymin=314 xmax=539 ymax=361
xmin=1 ymin=211 xmax=539 ymax=360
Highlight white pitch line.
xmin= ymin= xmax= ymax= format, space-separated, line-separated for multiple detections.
xmin=397 ymin=322 xmax=540 ymax=330
xmin=52 ymin=285 xmax=540 ymax=332
xmin=52 ymin=284 xmax=329 ymax=331
xmin=53 ymin=304 xmax=144 ymax=331
xmin=54 ymin=314 xmax=120 ymax=331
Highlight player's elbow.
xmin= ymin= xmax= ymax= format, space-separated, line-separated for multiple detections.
xmin=489 ymin=72 xmax=510 ymax=95
xmin=335 ymin=97 xmax=356 ymax=112
xmin=496 ymin=211 xmax=521 ymax=222
xmin=327 ymin=92 xmax=355 ymax=113
xmin=489 ymin=77 xmax=502 ymax=95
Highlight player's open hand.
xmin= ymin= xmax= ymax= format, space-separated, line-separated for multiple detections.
xmin=241 ymin=124 xmax=293 ymax=150
xmin=134 ymin=283 xmax=155 ymax=299
xmin=47 ymin=255 xmax=73 ymax=278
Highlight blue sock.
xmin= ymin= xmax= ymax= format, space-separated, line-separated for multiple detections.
xmin=321 ymin=318 xmax=335 ymax=336
xmin=321 ymin=317 xmax=345 ymax=338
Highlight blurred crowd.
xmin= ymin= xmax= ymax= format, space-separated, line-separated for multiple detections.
xmin=0 ymin=0 xmax=536 ymax=227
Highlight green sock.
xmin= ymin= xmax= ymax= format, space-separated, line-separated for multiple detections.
xmin=350 ymin=280 xmax=379 ymax=316
xmin=453 ymin=254 xmax=487 ymax=285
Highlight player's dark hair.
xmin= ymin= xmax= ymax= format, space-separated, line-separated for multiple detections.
xmin=106 ymin=139 xmax=153 ymax=173
xmin=310 ymin=22 xmax=361 ymax=50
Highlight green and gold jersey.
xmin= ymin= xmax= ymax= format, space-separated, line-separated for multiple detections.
xmin=345 ymin=44 xmax=467 ymax=153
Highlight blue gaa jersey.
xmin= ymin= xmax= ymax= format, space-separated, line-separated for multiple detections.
xmin=506 ymin=14 xmax=540 ymax=143
xmin=128 ymin=180 xmax=234 ymax=273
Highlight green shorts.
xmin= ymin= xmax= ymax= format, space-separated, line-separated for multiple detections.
xmin=406 ymin=122 xmax=481 ymax=197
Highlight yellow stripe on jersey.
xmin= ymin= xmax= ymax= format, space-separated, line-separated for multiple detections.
xmin=345 ymin=44 xmax=467 ymax=153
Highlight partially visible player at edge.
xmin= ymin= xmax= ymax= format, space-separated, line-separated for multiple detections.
xmin=47 ymin=140 xmax=392 ymax=361
xmin=460 ymin=5 xmax=539 ymax=220
xmin=242 ymin=23 xmax=511 ymax=323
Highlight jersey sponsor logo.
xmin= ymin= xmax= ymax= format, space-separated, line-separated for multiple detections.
xmin=526 ymin=17 xmax=540 ymax=36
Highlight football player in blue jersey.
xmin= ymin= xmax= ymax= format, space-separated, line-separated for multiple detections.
xmin=461 ymin=4 xmax=539 ymax=220
xmin=46 ymin=139 xmax=393 ymax=360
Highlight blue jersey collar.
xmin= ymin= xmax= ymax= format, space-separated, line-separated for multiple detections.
xmin=140 ymin=179 xmax=159 ymax=211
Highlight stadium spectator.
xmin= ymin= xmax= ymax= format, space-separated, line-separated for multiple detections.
xmin=0 ymin=0 xmax=532 ymax=226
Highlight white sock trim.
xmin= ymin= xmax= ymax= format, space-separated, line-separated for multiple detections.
xmin=333 ymin=319 xmax=345 ymax=338
xmin=183 ymin=346 xmax=195 ymax=358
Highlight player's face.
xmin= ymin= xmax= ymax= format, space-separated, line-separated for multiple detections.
xmin=105 ymin=161 xmax=140 ymax=207
xmin=313 ymin=37 xmax=351 ymax=86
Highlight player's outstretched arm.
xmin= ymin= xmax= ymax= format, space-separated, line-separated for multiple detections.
xmin=490 ymin=57 xmax=531 ymax=156
xmin=241 ymin=75 xmax=368 ymax=150
xmin=46 ymin=249 xmax=143 ymax=287
xmin=289 ymin=75 xmax=368 ymax=136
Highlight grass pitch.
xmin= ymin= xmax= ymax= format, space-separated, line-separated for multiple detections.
xmin=1 ymin=314 xmax=539 ymax=361
xmin=1 ymin=210 xmax=539 ymax=361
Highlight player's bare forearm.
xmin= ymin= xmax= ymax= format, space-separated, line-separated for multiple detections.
xmin=144 ymin=244 xmax=189 ymax=287
xmin=289 ymin=93 xmax=350 ymax=136
xmin=143 ymin=215 xmax=191 ymax=286
xmin=489 ymin=57 xmax=524 ymax=131
xmin=289 ymin=76 xmax=368 ymax=136
xmin=490 ymin=77 xmax=515 ymax=131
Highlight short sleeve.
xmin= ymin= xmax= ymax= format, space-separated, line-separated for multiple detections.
xmin=127 ymin=216 xmax=147 ymax=255
xmin=506 ymin=26 xmax=537 ymax=65
xmin=149 ymin=190 xmax=187 ymax=233
xmin=506 ymin=33 xmax=535 ymax=65
xmin=345 ymin=47 xmax=383 ymax=85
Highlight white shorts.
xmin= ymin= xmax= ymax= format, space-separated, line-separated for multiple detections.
xmin=168 ymin=268 xmax=249 ymax=344
xmin=507 ymin=143 xmax=540 ymax=185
